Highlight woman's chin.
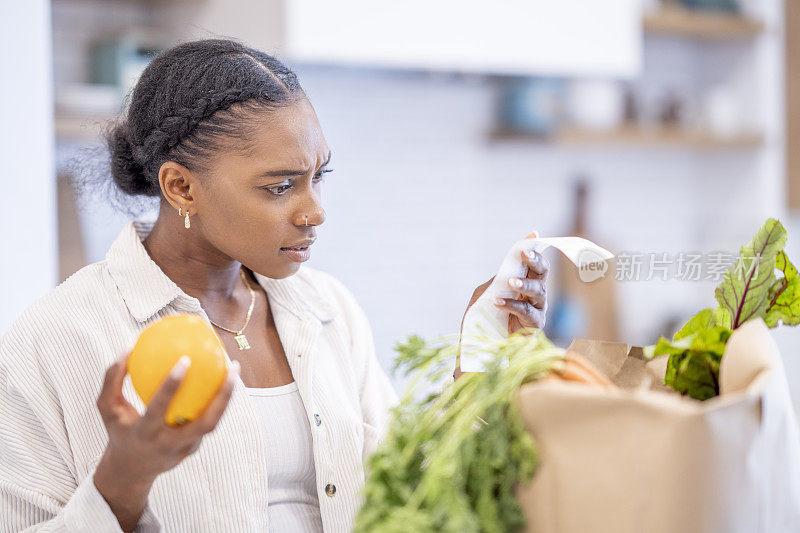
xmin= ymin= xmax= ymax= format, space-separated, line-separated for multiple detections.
xmin=274 ymin=262 xmax=303 ymax=279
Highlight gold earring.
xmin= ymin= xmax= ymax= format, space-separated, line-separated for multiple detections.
xmin=184 ymin=211 xmax=191 ymax=229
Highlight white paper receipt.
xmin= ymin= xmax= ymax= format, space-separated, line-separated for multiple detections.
xmin=459 ymin=235 xmax=614 ymax=372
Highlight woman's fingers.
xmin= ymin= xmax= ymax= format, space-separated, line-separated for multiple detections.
xmin=176 ymin=362 xmax=239 ymax=438
xmin=97 ymin=351 xmax=133 ymax=424
xmin=506 ymin=277 xmax=546 ymax=309
xmin=499 ymin=298 xmax=546 ymax=329
xmin=496 ymin=248 xmax=550 ymax=334
xmin=521 ymin=250 xmax=549 ymax=280
xmin=141 ymin=356 xmax=190 ymax=428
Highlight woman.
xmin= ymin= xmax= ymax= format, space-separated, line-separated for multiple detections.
xmin=0 ymin=39 xmax=549 ymax=532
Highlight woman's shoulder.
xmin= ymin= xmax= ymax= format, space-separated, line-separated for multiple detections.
xmin=293 ymin=267 xmax=377 ymax=369
xmin=293 ymin=265 xmax=362 ymax=316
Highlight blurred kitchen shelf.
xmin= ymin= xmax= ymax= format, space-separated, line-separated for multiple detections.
xmin=643 ymin=6 xmax=764 ymax=39
xmin=489 ymin=127 xmax=764 ymax=149
xmin=54 ymin=84 xmax=121 ymax=142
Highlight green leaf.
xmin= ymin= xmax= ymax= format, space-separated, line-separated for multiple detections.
xmin=713 ymin=306 xmax=731 ymax=329
xmin=656 ymin=326 xmax=730 ymax=401
xmin=652 ymin=326 xmax=730 ymax=358
xmin=664 ymin=350 xmax=722 ymax=401
xmin=714 ymin=218 xmax=787 ymax=329
xmin=690 ymin=326 xmax=732 ymax=354
xmin=673 ymin=308 xmax=716 ymax=341
xmin=765 ymin=250 xmax=800 ymax=327
xmin=651 ymin=335 xmax=692 ymax=358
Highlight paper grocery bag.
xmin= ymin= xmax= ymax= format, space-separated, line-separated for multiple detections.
xmin=514 ymin=319 xmax=800 ymax=533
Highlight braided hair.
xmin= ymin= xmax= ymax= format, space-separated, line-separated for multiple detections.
xmin=107 ymin=39 xmax=306 ymax=197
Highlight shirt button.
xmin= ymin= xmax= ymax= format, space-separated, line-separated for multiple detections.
xmin=325 ymin=483 xmax=337 ymax=497
xmin=314 ymin=414 xmax=322 ymax=427
xmin=297 ymin=353 xmax=303 ymax=358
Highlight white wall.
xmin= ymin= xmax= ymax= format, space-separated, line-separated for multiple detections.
xmin=0 ymin=0 xmax=56 ymax=334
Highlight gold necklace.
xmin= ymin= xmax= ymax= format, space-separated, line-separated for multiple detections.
xmin=207 ymin=268 xmax=256 ymax=350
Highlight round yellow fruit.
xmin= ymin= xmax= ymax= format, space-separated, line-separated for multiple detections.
xmin=127 ymin=313 xmax=229 ymax=425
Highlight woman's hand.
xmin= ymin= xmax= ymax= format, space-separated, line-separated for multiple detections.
xmin=456 ymin=231 xmax=550 ymax=379
xmin=497 ymin=248 xmax=549 ymax=335
xmin=93 ymin=352 xmax=239 ymax=531
xmin=462 ymin=232 xmax=550 ymax=336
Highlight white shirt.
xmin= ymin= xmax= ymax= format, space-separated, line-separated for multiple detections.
xmin=245 ymin=381 xmax=323 ymax=532
xmin=0 ymin=220 xmax=398 ymax=532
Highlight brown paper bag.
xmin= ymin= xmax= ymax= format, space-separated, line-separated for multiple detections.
xmin=514 ymin=318 xmax=800 ymax=533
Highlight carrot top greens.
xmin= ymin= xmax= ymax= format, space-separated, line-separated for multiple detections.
xmin=354 ymin=329 xmax=562 ymax=533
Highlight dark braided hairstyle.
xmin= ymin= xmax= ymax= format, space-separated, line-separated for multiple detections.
xmin=107 ymin=38 xmax=306 ymax=198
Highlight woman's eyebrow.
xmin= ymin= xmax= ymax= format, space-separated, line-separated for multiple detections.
xmin=256 ymin=152 xmax=333 ymax=179
xmin=257 ymin=168 xmax=307 ymax=178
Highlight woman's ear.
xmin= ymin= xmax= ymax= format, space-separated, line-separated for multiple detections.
xmin=159 ymin=161 xmax=195 ymax=213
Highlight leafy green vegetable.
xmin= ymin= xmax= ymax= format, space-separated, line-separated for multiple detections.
xmin=355 ymin=329 xmax=563 ymax=533
xmin=765 ymin=251 xmax=800 ymax=327
xmin=714 ymin=217 xmax=787 ymax=329
xmin=647 ymin=218 xmax=800 ymax=400
xmin=673 ymin=307 xmax=716 ymax=341
xmin=650 ymin=326 xmax=731 ymax=401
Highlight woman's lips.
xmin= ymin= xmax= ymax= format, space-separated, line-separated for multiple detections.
xmin=280 ymin=246 xmax=311 ymax=262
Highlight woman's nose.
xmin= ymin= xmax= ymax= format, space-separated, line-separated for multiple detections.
xmin=298 ymin=197 xmax=326 ymax=227
xmin=299 ymin=209 xmax=325 ymax=227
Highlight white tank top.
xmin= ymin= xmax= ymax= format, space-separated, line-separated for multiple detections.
xmin=245 ymin=381 xmax=323 ymax=532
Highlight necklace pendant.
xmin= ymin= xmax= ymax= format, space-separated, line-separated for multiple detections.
xmin=234 ymin=334 xmax=251 ymax=350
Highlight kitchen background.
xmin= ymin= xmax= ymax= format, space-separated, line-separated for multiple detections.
xmin=3 ymin=0 xmax=800 ymax=413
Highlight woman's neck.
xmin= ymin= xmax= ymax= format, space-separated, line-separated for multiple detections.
xmin=141 ymin=214 xmax=249 ymax=307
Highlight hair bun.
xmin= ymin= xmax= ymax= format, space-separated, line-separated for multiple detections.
xmin=107 ymin=123 xmax=159 ymax=197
